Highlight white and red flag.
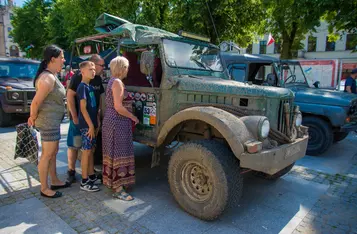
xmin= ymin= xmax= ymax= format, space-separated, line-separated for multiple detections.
xmin=267 ymin=33 xmax=275 ymax=46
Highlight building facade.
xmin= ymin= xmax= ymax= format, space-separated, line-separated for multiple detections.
xmin=0 ymin=0 xmax=22 ymax=57
xmin=244 ymin=21 xmax=357 ymax=82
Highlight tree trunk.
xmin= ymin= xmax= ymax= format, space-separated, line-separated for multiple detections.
xmin=281 ymin=33 xmax=293 ymax=59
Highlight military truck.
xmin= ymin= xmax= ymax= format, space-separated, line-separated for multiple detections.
xmin=220 ymin=52 xmax=357 ymax=155
xmin=73 ymin=13 xmax=309 ymax=220
xmin=0 ymin=57 xmax=40 ymax=126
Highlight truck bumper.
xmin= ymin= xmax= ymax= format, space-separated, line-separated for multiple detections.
xmin=239 ymin=135 xmax=309 ymax=175
xmin=340 ymin=122 xmax=357 ymax=132
xmin=2 ymin=102 xmax=30 ymax=114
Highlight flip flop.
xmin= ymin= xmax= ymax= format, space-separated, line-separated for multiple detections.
xmin=112 ymin=191 xmax=134 ymax=201
xmin=40 ymin=191 xmax=62 ymax=198
xmin=50 ymin=181 xmax=71 ymax=190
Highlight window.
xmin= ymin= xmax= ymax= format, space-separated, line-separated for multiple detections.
xmin=9 ymin=13 xmax=14 ymax=20
xmin=325 ymin=36 xmax=335 ymax=51
xmin=307 ymin=36 xmax=317 ymax=52
xmin=274 ymin=42 xmax=281 ymax=54
xmin=246 ymin=44 xmax=252 ymax=54
xmin=259 ymin=41 xmax=267 ymax=54
xmin=346 ymin=34 xmax=357 ymax=50
xmin=228 ymin=64 xmax=246 ymax=82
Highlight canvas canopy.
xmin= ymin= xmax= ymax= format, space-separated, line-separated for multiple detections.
xmin=94 ymin=13 xmax=181 ymax=44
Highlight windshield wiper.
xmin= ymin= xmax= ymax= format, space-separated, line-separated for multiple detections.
xmin=190 ymin=58 xmax=214 ymax=71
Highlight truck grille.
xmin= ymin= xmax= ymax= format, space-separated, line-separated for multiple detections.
xmin=26 ymin=91 xmax=36 ymax=100
xmin=277 ymin=99 xmax=294 ymax=136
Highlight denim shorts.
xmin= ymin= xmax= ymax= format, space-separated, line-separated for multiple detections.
xmin=67 ymin=120 xmax=82 ymax=149
xmin=80 ymin=128 xmax=96 ymax=150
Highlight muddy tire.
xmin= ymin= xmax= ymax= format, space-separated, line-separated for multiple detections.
xmin=0 ymin=106 xmax=11 ymax=127
xmin=333 ymin=132 xmax=349 ymax=143
xmin=253 ymin=163 xmax=295 ymax=180
xmin=302 ymin=116 xmax=333 ymax=156
xmin=168 ymin=140 xmax=243 ymax=221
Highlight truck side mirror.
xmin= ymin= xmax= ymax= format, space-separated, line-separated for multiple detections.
xmin=313 ymin=81 xmax=320 ymax=88
xmin=140 ymin=51 xmax=155 ymax=76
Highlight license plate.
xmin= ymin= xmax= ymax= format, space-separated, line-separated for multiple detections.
xmin=285 ymin=144 xmax=301 ymax=158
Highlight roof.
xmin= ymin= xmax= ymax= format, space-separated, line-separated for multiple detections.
xmin=94 ymin=13 xmax=181 ymax=44
xmin=0 ymin=57 xmax=40 ymax=64
xmin=220 ymin=52 xmax=279 ymax=64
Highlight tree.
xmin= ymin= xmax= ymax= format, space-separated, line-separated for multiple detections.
xmin=263 ymin=0 xmax=329 ymax=59
xmin=11 ymin=0 xmax=52 ymax=58
xmin=167 ymin=0 xmax=266 ymax=47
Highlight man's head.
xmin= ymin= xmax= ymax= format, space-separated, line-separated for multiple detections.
xmin=89 ymin=54 xmax=105 ymax=76
xmin=351 ymin=68 xmax=357 ymax=79
xmin=65 ymin=65 xmax=71 ymax=72
xmin=79 ymin=61 xmax=95 ymax=80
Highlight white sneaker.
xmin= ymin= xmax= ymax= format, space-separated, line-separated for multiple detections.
xmin=80 ymin=180 xmax=100 ymax=192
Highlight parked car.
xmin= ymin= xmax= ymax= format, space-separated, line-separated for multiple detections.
xmin=0 ymin=57 xmax=40 ymax=127
xmin=221 ymin=52 xmax=357 ymax=155
xmin=73 ymin=13 xmax=309 ymax=220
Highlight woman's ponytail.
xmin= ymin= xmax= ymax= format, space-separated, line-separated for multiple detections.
xmin=33 ymin=60 xmax=47 ymax=87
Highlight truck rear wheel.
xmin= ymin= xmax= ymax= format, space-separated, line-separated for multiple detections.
xmin=168 ymin=140 xmax=243 ymax=220
xmin=333 ymin=132 xmax=349 ymax=143
xmin=0 ymin=106 xmax=11 ymax=127
xmin=253 ymin=163 xmax=295 ymax=180
xmin=302 ymin=116 xmax=333 ymax=156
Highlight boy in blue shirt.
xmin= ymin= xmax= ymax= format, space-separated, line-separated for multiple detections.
xmin=77 ymin=61 xmax=100 ymax=192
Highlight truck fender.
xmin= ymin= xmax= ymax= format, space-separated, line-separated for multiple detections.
xmin=157 ymin=106 xmax=254 ymax=160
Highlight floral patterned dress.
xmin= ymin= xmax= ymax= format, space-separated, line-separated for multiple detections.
xmin=102 ymin=78 xmax=135 ymax=190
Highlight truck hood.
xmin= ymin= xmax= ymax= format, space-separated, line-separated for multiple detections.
xmin=291 ymin=86 xmax=357 ymax=106
xmin=175 ymin=75 xmax=293 ymax=99
xmin=0 ymin=78 xmax=35 ymax=90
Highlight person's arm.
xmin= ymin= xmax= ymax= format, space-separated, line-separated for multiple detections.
xmin=28 ymin=74 xmax=55 ymax=126
xmin=346 ymin=86 xmax=352 ymax=93
xmin=112 ymin=80 xmax=139 ymax=124
xmin=79 ymin=87 xmax=95 ymax=139
xmin=67 ymin=74 xmax=80 ymax=124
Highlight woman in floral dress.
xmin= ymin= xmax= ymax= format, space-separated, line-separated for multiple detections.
xmin=102 ymin=56 xmax=139 ymax=201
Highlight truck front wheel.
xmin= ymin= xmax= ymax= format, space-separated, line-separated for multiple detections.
xmin=302 ymin=116 xmax=333 ymax=156
xmin=0 ymin=106 xmax=12 ymax=127
xmin=168 ymin=140 xmax=243 ymax=220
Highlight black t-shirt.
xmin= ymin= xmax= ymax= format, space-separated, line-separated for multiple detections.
xmin=68 ymin=71 xmax=104 ymax=119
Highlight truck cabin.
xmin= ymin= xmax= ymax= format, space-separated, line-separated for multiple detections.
xmin=70 ymin=14 xmax=226 ymax=91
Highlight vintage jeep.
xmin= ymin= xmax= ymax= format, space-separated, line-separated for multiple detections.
xmin=221 ymin=52 xmax=357 ymax=156
xmin=0 ymin=57 xmax=40 ymax=126
xmin=73 ymin=13 xmax=309 ymax=220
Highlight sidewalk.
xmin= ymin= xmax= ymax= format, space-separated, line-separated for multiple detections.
xmin=0 ymin=124 xmax=357 ymax=234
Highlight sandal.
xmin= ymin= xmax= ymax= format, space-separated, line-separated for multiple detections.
xmin=112 ymin=191 xmax=134 ymax=201
xmin=50 ymin=181 xmax=71 ymax=190
xmin=40 ymin=191 xmax=62 ymax=198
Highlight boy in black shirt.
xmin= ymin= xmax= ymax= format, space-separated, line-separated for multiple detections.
xmin=66 ymin=54 xmax=105 ymax=184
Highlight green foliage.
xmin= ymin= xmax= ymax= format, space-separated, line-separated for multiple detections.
xmin=10 ymin=0 xmax=52 ymax=58
xmin=10 ymin=0 xmax=355 ymax=60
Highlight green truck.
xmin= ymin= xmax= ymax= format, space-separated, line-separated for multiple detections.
xmin=73 ymin=13 xmax=309 ymax=220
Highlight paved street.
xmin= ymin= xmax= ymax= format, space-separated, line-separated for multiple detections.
xmin=1 ymin=119 xmax=357 ymax=234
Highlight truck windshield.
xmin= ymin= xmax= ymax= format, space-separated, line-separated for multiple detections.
xmin=163 ymin=39 xmax=223 ymax=72
xmin=0 ymin=62 xmax=39 ymax=79
xmin=280 ymin=62 xmax=309 ymax=86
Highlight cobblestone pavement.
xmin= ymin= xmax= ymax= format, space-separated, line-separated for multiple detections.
xmin=1 ymin=124 xmax=357 ymax=234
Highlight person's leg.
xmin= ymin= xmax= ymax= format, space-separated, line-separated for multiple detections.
xmin=81 ymin=149 xmax=90 ymax=180
xmin=49 ymin=142 xmax=65 ymax=185
xmin=39 ymin=141 xmax=58 ymax=196
xmin=66 ymin=120 xmax=81 ymax=183
xmin=80 ymin=129 xmax=99 ymax=192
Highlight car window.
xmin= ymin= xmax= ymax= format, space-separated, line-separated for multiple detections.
xmin=228 ymin=64 xmax=246 ymax=82
xmin=0 ymin=62 xmax=39 ymax=79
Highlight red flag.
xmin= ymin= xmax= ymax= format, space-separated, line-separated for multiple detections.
xmin=267 ymin=33 xmax=275 ymax=46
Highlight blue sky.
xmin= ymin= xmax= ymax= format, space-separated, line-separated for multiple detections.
xmin=14 ymin=0 xmax=26 ymax=7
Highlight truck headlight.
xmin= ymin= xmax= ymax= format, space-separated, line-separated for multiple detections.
xmin=259 ymin=118 xmax=270 ymax=139
xmin=11 ymin=92 xmax=20 ymax=100
xmin=295 ymin=112 xmax=302 ymax=127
